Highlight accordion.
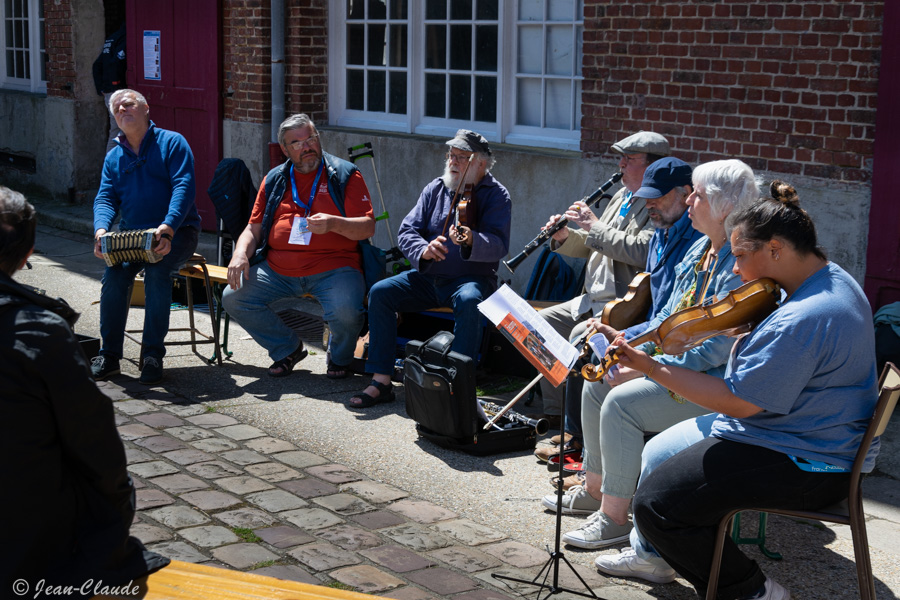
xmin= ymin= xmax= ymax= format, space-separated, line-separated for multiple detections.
xmin=99 ymin=229 xmax=163 ymax=267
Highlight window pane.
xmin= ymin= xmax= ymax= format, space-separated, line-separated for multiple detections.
xmin=425 ymin=25 xmax=445 ymax=69
xmin=425 ymin=0 xmax=444 ymax=20
xmin=476 ymin=0 xmax=498 ymax=20
xmin=548 ymin=0 xmax=574 ymax=21
xmin=449 ymin=74 xmax=470 ymax=120
xmin=389 ymin=71 xmax=407 ymax=114
xmin=547 ymin=25 xmax=573 ymax=76
xmin=347 ymin=25 xmax=365 ymax=64
xmin=519 ymin=0 xmax=544 ymax=21
xmin=347 ymin=70 xmax=365 ymax=110
xmin=391 ymin=0 xmax=407 ymax=19
xmin=425 ymin=72 xmax=445 ymax=117
xmin=517 ymin=78 xmax=542 ymax=126
xmin=449 ymin=25 xmax=471 ymax=70
xmin=14 ymin=19 xmax=23 ymax=46
xmin=545 ymin=79 xmax=571 ymax=129
xmin=5 ymin=50 xmax=13 ymax=77
xmin=474 ymin=75 xmax=496 ymax=122
xmin=368 ymin=0 xmax=386 ymax=19
xmin=518 ymin=26 xmax=542 ymax=74
xmin=16 ymin=49 xmax=27 ymax=78
xmin=450 ymin=0 xmax=472 ymax=20
xmin=368 ymin=23 xmax=386 ymax=66
xmin=368 ymin=70 xmax=386 ymax=111
xmin=475 ymin=25 xmax=497 ymax=71
xmin=389 ymin=24 xmax=407 ymax=67
xmin=347 ymin=0 xmax=364 ymax=19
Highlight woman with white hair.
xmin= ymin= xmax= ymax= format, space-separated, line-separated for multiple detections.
xmin=544 ymin=159 xmax=761 ymax=551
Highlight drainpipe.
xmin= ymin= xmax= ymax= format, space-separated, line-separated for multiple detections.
xmin=269 ymin=0 xmax=286 ymax=168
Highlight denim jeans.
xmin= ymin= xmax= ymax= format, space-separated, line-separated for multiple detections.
xmin=581 ymin=376 xmax=710 ymax=498
xmin=365 ymin=269 xmax=495 ymax=375
xmin=99 ymin=227 xmax=199 ymax=361
xmin=633 ymin=423 xmax=850 ymax=599
xmin=221 ymin=262 xmax=365 ymax=366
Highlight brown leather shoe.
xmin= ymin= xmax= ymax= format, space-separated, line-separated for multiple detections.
xmin=550 ymin=470 xmax=586 ymax=491
xmin=534 ymin=439 xmax=582 ymax=463
xmin=550 ymin=432 xmax=573 ymax=446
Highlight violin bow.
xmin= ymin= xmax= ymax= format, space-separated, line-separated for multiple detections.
xmin=440 ymin=153 xmax=475 ymax=238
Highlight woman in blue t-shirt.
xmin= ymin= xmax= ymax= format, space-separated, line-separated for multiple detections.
xmin=594 ymin=181 xmax=878 ymax=600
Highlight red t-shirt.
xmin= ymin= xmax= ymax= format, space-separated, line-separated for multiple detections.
xmin=249 ymin=167 xmax=374 ymax=277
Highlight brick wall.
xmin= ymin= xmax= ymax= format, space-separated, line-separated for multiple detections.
xmin=581 ymin=0 xmax=883 ymax=182
xmin=44 ymin=0 xmax=75 ymax=99
xmin=223 ymin=0 xmax=328 ymax=124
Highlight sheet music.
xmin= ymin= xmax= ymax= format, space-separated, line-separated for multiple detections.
xmin=478 ymin=285 xmax=580 ymax=387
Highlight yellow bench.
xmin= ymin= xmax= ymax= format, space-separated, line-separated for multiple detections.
xmin=94 ymin=559 xmax=385 ymax=600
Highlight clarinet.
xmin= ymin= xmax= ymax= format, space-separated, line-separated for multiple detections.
xmin=479 ymin=400 xmax=550 ymax=435
xmin=503 ymin=171 xmax=624 ymax=273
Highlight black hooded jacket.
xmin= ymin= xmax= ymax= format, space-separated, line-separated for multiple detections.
xmin=0 ymin=271 xmax=168 ymax=593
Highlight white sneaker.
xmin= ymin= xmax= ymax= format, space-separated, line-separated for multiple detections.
xmin=562 ymin=511 xmax=632 ymax=549
xmin=747 ymin=577 xmax=790 ymax=600
xmin=594 ymin=547 xmax=676 ymax=584
xmin=541 ymin=485 xmax=602 ymax=515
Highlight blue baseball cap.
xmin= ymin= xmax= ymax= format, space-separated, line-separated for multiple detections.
xmin=635 ymin=157 xmax=693 ymax=200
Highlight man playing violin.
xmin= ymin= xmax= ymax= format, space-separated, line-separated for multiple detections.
xmin=350 ymin=129 xmax=511 ymax=408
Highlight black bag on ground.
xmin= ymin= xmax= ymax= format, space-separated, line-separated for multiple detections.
xmin=404 ymin=332 xmax=536 ymax=456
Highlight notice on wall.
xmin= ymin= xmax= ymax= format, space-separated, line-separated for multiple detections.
xmin=143 ymin=30 xmax=161 ymax=80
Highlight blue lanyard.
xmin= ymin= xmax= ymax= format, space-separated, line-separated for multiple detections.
xmin=289 ymin=161 xmax=324 ymax=215
xmin=618 ymin=191 xmax=633 ymax=219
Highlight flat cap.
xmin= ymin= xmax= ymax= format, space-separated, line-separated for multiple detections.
xmin=611 ymin=131 xmax=670 ymax=156
xmin=446 ymin=129 xmax=492 ymax=156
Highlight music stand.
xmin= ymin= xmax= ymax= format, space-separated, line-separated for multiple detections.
xmin=492 ymin=375 xmax=605 ymax=600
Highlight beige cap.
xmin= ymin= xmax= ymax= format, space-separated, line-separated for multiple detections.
xmin=611 ymin=131 xmax=670 ymax=156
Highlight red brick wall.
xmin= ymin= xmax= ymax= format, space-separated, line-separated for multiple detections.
xmin=44 ymin=0 xmax=75 ymax=99
xmin=582 ymin=0 xmax=883 ymax=182
xmin=223 ymin=0 xmax=328 ymax=124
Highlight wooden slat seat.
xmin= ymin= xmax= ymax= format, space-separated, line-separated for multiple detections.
xmin=93 ymin=559 xmax=385 ymax=600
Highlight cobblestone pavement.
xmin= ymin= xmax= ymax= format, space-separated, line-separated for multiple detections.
xmin=15 ymin=199 xmax=900 ymax=600
xmin=109 ymin=378 xmax=627 ymax=600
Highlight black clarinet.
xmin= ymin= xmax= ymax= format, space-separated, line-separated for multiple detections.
xmin=503 ymin=171 xmax=624 ymax=274
xmin=479 ymin=400 xmax=550 ymax=435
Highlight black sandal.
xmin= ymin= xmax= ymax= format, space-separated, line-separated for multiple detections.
xmin=348 ymin=379 xmax=395 ymax=408
xmin=267 ymin=344 xmax=308 ymax=377
xmin=326 ymin=359 xmax=352 ymax=380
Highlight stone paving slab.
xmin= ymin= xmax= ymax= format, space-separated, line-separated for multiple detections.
xmin=102 ymin=378 xmax=713 ymax=600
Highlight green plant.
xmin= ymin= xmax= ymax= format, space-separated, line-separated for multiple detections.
xmin=327 ymin=581 xmax=356 ymax=592
xmin=249 ymin=559 xmax=275 ymax=570
xmin=231 ymin=527 xmax=261 ymax=543
xmin=204 ymin=405 xmax=217 ymax=413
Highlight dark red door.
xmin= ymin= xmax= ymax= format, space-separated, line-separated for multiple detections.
xmin=865 ymin=1 xmax=900 ymax=310
xmin=124 ymin=0 xmax=222 ymax=231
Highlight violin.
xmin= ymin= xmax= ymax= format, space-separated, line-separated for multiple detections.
xmin=581 ymin=277 xmax=781 ymax=382
xmin=440 ymin=154 xmax=475 ymax=240
xmin=455 ymin=183 xmax=475 ymax=244
xmin=601 ymin=272 xmax=652 ymax=330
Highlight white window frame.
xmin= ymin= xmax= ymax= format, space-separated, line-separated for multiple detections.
xmin=0 ymin=0 xmax=46 ymax=93
xmin=328 ymin=1 xmax=582 ymax=151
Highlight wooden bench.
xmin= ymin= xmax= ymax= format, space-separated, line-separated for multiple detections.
xmin=94 ymin=559 xmax=384 ymax=600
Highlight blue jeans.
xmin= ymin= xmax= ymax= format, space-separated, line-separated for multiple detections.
xmin=99 ymin=227 xmax=199 ymax=361
xmin=365 ymin=269 xmax=495 ymax=375
xmin=221 ymin=262 xmax=365 ymax=366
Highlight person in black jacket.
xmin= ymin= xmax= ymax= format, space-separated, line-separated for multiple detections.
xmin=0 ymin=186 xmax=168 ymax=595
xmin=92 ymin=24 xmax=127 ymax=153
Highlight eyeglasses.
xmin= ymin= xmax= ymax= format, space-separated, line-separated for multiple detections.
xmin=287 ymin=134 xmax=320 ymax=151
xmin=446 ymin=151 xmax=473 ymax=163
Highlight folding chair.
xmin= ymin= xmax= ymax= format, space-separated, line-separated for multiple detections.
xmin=705 ymin=361 xmax=900 ymax=600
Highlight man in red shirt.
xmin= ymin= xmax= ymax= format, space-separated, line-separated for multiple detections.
xmin=222 ymin=114 xmax=375 ymax=378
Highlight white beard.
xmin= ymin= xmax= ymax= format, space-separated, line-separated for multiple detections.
xmin=441 ymin=161 xmax=481 ymax=190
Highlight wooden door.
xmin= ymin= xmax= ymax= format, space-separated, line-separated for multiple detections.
xmin=124 ymin=0 xmax=222 ymax=230
xmin=865 ymin=1 xmax=900 ymax=309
